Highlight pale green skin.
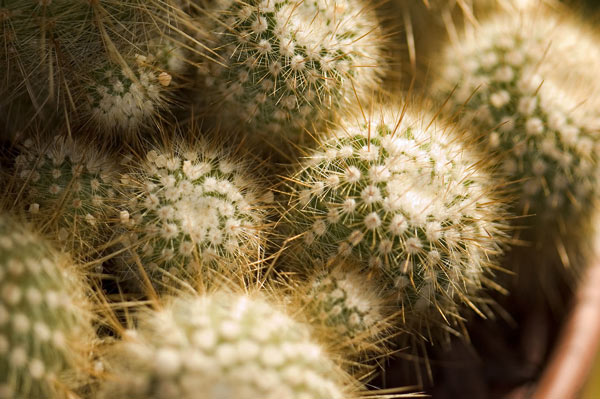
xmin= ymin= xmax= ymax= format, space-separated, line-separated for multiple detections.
xmin=0 ymin=215 xmax=92 ymax=399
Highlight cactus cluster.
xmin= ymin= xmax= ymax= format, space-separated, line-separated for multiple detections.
xmin=0 ymin=215 xmax=94 ymax=399
xmin=12 ymin=136 xmax=119 ymax=261
xmin=281 ymin=106 xmax=508 ymax=327
xmin=118 ymin=141 xmax=270 ymax=288
xmin=196 ymin=0 xmax=383 ymax=144
xmin=100 ymin=292 xmax=352 ymax=399
xmin=2 ymin=1 xmax=600 ymax=398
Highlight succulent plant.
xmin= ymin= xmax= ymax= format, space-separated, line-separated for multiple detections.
xmin=432 ymin=7 xmax=600 ymax=268
xmin=0 ymin=214 xmax=94 ymax=399
xmin=281 ymin=105 xmax=508 ymax=327
xmin=12 ymin=135 xmax=120 ymax=263
xmin=117 ymin=140 xmax=271 ymax=290
xmin=99 ymin=292 xmax=355 ymax=399
xmin=195 ymin=0 xmax=384 ymax=147
xmin=290 ymin=260 xmax=393 ymax=363
xmin=0 ymin=1 xmax=184 ymax=139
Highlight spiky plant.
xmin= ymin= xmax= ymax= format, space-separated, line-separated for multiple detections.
xmin=288 ymin=259 xmax=393 ymax=365
xmin=0 ymin=1 xmax=185 ymax=139
xmin=195 ymin=0 xmax=384 ymax=149
xmin=0 ymin=214 xmax=94 ymax=399
xmin=432 ymin=7 xmax=600 ymax=275
xmin=11 ymin=135 xmax=120 ymax=263
xmin=117 ymin=139 xmax=271 ymax=290
xmin=281 ymin=105 xmax=508 ymax=330
xmin=99 ymin=292 xmax=356 ymax=399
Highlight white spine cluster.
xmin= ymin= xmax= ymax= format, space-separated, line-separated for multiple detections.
xmin=87 ymin=57 xmax=169 ymax=132
xmin=198 ymin=0 xmax=382 ymax=140
xmin=0 ymin=215 xmax=93 ymax=399
xmin=99 ymin=293 xmax=349 ymax=399
xmin=434 ymin=9 xmax=600 ymax=235
xmin=119 ymin=142 xmax=270 ymax=287
xmin=13 ymin=136 xmax=118 ymax=261
xmin=283 ymin=106 xmax=507 ymax=320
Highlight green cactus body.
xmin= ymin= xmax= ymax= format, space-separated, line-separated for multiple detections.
xmin=100 ymin=292 xmax=352 ymax=399
xmin=0 ymin=215 xmax=94 ymax=399
xmin=13 ymin=136 xmax=119 ymax=262
xmin=197 ymin=0 xmax=382 ymax=143
xmin=119 ymin=142 xmax=270 ymax=288
xmin=434 ymin=9 xmax=600 ymax=260
xmin=283 ymin=106 xmax=507 ymax=322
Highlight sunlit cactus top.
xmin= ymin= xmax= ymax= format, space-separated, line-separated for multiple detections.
xmin=282 ymin=106 xmax=508 ymax=319
xmin=433 ymin=8 xmax=600 ymax=228
xmin=13 ymin=136 xmax=119 ymax=262
xmin=99 ymin=292 xmax=352 ymax=399
xmin=118 ymin=140 xmax=271 ymax=289
xmin=0 ymin=215 xmax=94 ymax=399
xmin=197 ymin=0 xmax=383 ymax=141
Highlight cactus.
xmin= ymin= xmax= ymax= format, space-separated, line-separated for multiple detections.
xmin=432 ymin=8 xmax=600 ymax=268
xmin=195 ymin=0 xmax=383 ymax=147
xmin=281 ymin=105 xmax=508 ymax=327
xmin=0 ymin=1 xmax=183 ymax=139
xmin=117 ymin=139 xmax=271 ymax=290
xmin=99 ymin=292 xmax=354 ymax=399
xmin=12 ymin=135 xmax=120 ymax=263
xmin=290 ymin=260 xmax=392 ymax=362
xmin=0 ymin=214 xmax=94 ymax=399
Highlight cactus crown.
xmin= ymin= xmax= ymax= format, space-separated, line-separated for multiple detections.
xmin=13 ymin=136 xmax=119 ymax=262
xmin=434 ymin=9 xmax=600 ymax=228
xmin=282 ymin=106 xmax=508 ymax=321
xmin=0 ymin=215 xmax=94 ymax=399
xmin=118 ymin=139 xmax=271 ymax=289
xmin=197 ymin=0 xmax=382 ymax=141
xmin=100 ymin=292 xmax=352 ymax=399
